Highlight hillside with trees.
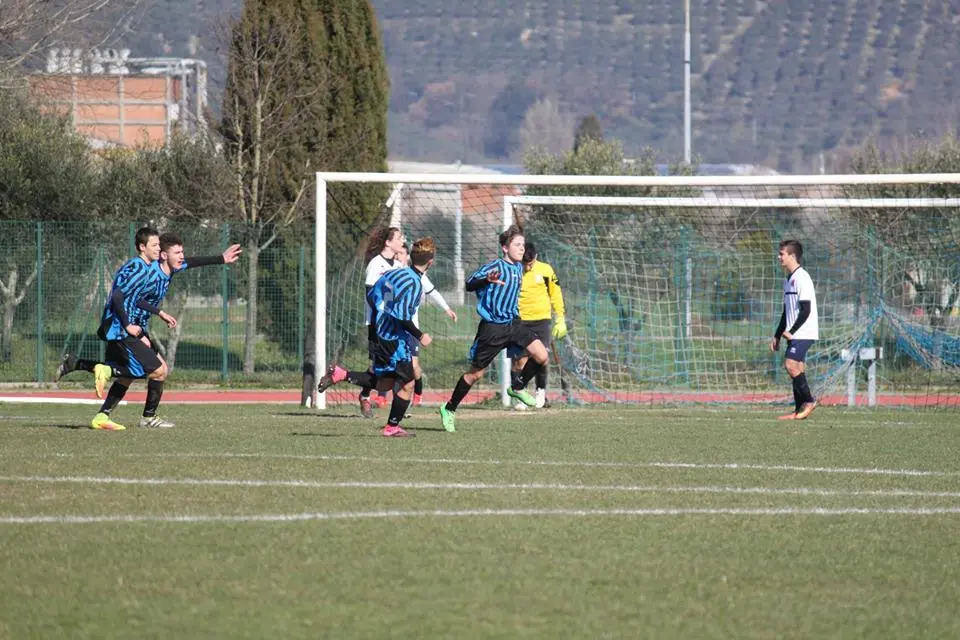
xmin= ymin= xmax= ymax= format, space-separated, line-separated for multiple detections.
xmin=85 ymin=0 xmax=960 ymax=171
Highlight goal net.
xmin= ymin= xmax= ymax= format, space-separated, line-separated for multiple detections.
xmin=315 ymin=173 xmax=960 ymax=410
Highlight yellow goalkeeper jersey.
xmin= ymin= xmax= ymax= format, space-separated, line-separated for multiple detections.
xmin=518 ymin=260 xmax=565 ymax=321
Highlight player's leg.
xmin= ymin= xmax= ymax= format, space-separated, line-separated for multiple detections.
xmin=440 ymin=321 xmax=509 ymax=432
xmin=507 ymin=322 xmax=548 ymax=407
xmin=787 ymin=340 xmax=817 ymax=419
xmin=90 ymin=377 xmax=133 ymax=431
xmin=532 ymin=320 xmax=552 ymax=408
xmin=317 ymin=363 xmax=378 ymax=393
xmin=89 ymin=339 xmax=145 ymax=429
xmin=358 ymin=323 xmax=377 ymax=413
xmin=132 ymin=338 xmax=175 ymax=428
xmin=411 ymin=334 xmax=423 ymax=406
xmin=510 ymin=349 xmax=530 ymax=410
xmin=373 ymin=340 xmax=416 ymax=437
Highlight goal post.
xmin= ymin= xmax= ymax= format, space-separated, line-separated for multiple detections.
xmin=315 ymin=172 xmax=960 ymax=410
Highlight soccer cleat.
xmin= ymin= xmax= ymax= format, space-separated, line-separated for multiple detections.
xmin=438 ymin=404 xmax=456 ymax=433
xmin=507 ymin=387 xmax=537 ymax=407
xmin=382 ymin=425 xmax=414 ymax=437
xmin=90 ymin=412 xmax=125 ymax=431
xmin=777 ymin=412 xmax=798 ymax=420
xmin=535 ymin=388 xmax=547 ymax=409
xmin=795 ymin=401 xmax=818 ymax=420
xmin=317 ymin=363 xmax=347 ymax=393
xmin=359 ymin=394 xmax=374 ymax=418
xmin=93 ymin=364 xmax=112 ymax=399
xmin=412 ymin=393 xmax=423 ymax=407
xmin=513 ymin=400 xmax=529 ymax=411
xmin=56 ymin=353 xmax=77 ymax=381
xmin=138 ymin=416 xmax=175 ymax=428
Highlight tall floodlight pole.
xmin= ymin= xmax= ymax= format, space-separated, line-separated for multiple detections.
xmin=684 ymin=0 xmax=692 ymax=164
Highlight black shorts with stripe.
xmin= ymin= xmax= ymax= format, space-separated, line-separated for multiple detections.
xmin=468 ymin=319 xmax=537 ymax=370
xmin=105 ymin=335 xmax=162 ymax=378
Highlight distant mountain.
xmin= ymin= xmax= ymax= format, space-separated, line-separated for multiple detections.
xmin=105 ymin=0 xmax=960 ymax=172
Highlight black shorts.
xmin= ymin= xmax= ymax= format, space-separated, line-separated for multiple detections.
xmin=105 ymin=335 xmax=162 ymax=378
xmin=508 ymin=319 xmax=551 ymax=358
xmin=370 ymin=334 xmax=416 ymax=383
xmin=405 ymin=332 xmax=421 ymax=357
xmin=468 ymin=319 xmax=537 ymax=370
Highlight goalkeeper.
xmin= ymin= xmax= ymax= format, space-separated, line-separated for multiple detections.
xmin=510 ymin=242 xmax=567 ymax=409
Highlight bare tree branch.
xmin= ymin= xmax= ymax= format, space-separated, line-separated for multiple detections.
xmin=0 ymin=0 xmax=143 ymax=85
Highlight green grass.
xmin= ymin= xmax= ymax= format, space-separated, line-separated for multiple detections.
xmin=1 ymin=404 xmax=959 ymax=638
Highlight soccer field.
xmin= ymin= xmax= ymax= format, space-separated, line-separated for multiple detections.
xmin=1 ymin=403 xmax=959 ymax=638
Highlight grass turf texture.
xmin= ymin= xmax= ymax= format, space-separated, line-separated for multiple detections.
xmin=1 ymin=403 xmax=959 ymax=639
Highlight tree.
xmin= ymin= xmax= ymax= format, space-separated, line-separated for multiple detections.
xmin=221 ymin=0 xmax=388 ymax=376
xmin=518 ymin=98 xmax=574 ymax=157
xmin=573 ymin=114 xmax=604 ymax=152
xmin=0 ymin=89 xmax=98 ymax=361
xmin=483 ymin=77 xmax=539 ymax=158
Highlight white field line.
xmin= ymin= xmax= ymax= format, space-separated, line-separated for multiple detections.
xmin=4 ymin=507 xmax=960 ymax=525
xmin=49 ymin=453 xmax=960 ymax=478
xmin=4 ymin=475 xmax=960 ymax=498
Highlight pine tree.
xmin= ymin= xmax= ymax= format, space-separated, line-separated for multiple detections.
xmin=221 ymin=0 xmax=389 ymax=374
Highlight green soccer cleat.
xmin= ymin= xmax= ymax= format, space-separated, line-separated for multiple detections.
xmin=90 ymin=412 xmax=125 ymax=431
xmin=93 ymin=364 xmax=112 ymax=399
xmin=507 ymin=387 xmax=537 ymax=407
xmin=438 ymin=404 xmax=456 ymax=433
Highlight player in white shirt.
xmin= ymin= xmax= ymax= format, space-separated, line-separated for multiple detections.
xmin=395 ymin=244 xmax=458 ymax=407
xmin=359 ymin=227 xmax=405 ymax=417
xmin=769 ymin=239 xmax=819 ymax=420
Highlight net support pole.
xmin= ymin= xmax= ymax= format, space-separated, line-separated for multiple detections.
xmin=455 ymin=186 xmax=465 ymax=306
xmin=500 ymin=199 xmax=513 ymax=407
xmin=313 ymin=175 xmax=327 ymax=410
xmin=845 ymin=351 xmax=857 ymax=407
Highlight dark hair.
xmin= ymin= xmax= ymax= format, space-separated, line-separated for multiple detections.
xmin=410 ymin=237 xmax=436 ymax=266
xmin=779 ymin=239 xmax=803 ymax=262
xmin=135 ymin=227 xmax=159 ymax=253
xmin=159 ymin=232 xmax=183 ymax=252
xmin=364 ymin=226 xmax=401 ymax=263
xmin=522 ymin=241 xmax=537 ymax=264
xmin=498 ymin=224 xmax=524 ymax=249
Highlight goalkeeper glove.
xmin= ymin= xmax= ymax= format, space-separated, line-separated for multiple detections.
xmin=552 ymin=316 xmax=568 ymax=340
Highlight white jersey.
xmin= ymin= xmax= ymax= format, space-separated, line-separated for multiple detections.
xmin=364 ymin=254 xmax=398 ymax=324
xmin=783 ymin=266 xmax=819 ymax=340
xmin=412 ymin=273 xmax=451 ymax=328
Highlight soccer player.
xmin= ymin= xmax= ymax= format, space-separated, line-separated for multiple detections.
xmin=438 ymin=225 xmax=548 ymax=433
xmin=58 ymin=231 xmax=242 ymax=430
xmin=395 ymin=243 xmax=458 ymax=407
xmin=359 ymin=226 xmax=405 ymax=417
xmin=510 ymin=241 xmax=566 ymax=409
xmin=770 ymin=239 xmax=819 ymax=420
xmin=317 ymin=237 xmax=437 ymax=437
xmin=55 ymin=227 xmax=167 ymax=430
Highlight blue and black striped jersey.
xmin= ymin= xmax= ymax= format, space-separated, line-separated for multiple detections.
xmin=469 ymin=258 xmax=523 ymax=324
xmin=367 ymin=267 xmax=424 ymax=341
xmin=99 ymin=257 xmax=156 ymax=340
xmin=131 ymin=261 xmax=188 ymax=331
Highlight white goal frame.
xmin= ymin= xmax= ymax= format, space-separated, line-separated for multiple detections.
xmin=313 ymin=172 xmax=960 ymax=409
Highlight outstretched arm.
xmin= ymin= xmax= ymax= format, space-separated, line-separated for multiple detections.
xmin=182 ymin=244 xmax=242 ymax=270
